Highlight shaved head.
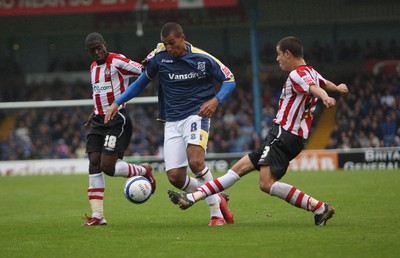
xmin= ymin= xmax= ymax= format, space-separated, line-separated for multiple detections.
xmin=161 ymin=22 xmax=183 ymax=38
xmin=85 ymin=32 xmax=105 ymax=47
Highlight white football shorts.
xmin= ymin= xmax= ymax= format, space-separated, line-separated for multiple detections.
xmin=164 ymin=115 xmax=210 ymax=171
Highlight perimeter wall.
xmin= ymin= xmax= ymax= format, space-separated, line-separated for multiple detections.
xmin=1 ymin=147 xmax=398 ymax=176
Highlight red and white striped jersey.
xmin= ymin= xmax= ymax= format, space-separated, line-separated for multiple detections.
xmin=90 ymin=52 xmax=142 ymax=115
xmin=273 ymin=65 xmax=327 ymax=139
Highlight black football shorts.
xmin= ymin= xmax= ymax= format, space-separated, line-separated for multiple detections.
xmin=86 ymin=108 xmax=133 ymax=157
xmin=248 ymin=123 xmax=304 ymax=179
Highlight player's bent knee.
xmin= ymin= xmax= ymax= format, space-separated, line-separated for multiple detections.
xmin=166 ymin=172 xmax=185 ymax=189
xmin=259 ymin=181 xmax=271 ymax=194
xmin=100 ymin=164 xmax=116 ymax=176
xmin=188 ymin=160 xmax=205 ymax=172
xmin=168 ymin=176 xmax=184 ymax=188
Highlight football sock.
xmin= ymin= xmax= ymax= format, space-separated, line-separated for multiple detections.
xmin=270 ymin=181 xmax=323 ymax=212
xmin=88 ymin=173 xmax=105 ymax=218
xmin=194 ymin=167 xmax=223 ymax=219
xmin=114 ymin=161 xmax=146 ymax=177
xmin=194 ymin=167 xmax=211 ymax=179
xmin=194 ymin=167 xmax=219 ymax=204
xmin=181 ymin=175 xmax=199 ymax=193
xmin=311 ymin=199 xmax=325 ymax=214
xmin=190 ymin=169 xmax=240 ymax=202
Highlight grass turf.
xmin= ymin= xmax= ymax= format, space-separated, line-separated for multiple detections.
xmin=0 ymin=169 xmax=399 ymax=258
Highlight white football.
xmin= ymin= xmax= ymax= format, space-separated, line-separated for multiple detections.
xmin=123 ymin=176 xmax=152 ymax=204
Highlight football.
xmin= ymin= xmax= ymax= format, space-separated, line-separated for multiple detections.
xmin=123 ymin=176 xmax=153 ymax=204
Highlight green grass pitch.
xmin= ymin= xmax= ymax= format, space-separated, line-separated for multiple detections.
xmin=0 ymin=169 xmax=399 ymax=258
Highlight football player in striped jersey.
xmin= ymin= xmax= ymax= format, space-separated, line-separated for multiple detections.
xmin=168 ymin=36 xmax=349 ymax=226
xmin=105 ymin=22 xmax=235 ymax=226
xmin=82 ymin=32 xmax=156 ymax=226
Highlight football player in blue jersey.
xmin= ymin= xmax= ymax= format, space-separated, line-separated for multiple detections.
xmin=105 ymin=22 xmax=236 ymax=226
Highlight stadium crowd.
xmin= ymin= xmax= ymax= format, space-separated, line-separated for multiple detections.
xmin=0 ymin=38 xmax=399 ymax=160
xmin=327 ymin=72 xmax=400 ymax=149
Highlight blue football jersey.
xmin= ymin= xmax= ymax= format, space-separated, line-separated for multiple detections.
xmin=145 ymin=43 xmax=235 ymax=122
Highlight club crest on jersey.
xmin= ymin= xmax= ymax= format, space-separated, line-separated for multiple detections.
xmin=104 ymin=68 xmax=111 ymax=80
xmin=197 ymin=62 xmax=206 ymax=71
xmin=191 ymin=134 xmax=196 ymax=140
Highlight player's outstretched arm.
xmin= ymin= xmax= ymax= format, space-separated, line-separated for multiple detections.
xmin=104 ymin=73 xmax=151 ymax=123
xmin=336 ymin=83 xmax=349 ymax=95
xmin=325 ymin=80 xmax=349 ymax=96
xmin=309 ymin=85 xmax=336 ymax=108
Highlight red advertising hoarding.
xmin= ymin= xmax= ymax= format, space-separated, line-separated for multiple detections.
xmin=0 ymin=0 xmax=237 ymax=16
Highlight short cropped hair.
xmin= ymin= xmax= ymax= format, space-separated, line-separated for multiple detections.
xmin=276 ymin=36 xmax=304 ymax=58
xmin=160 ymin=22 xmax=183 ymax=38
xmin=85 ymin=32 xmax=105 ymax=47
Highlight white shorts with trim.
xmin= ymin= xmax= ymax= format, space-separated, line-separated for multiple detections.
xmin=164 ymin=115 xmax=210 ymax=171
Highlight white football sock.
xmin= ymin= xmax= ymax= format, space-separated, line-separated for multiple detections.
xmin=88 ymin=173 xmax=105 ymax=218
xmin=181 ymin=175 xmax=199 ymax=193
xmin=270 ymin=181 xmax=322 ymax=212
xmin=114 ymin=161 xmax=146 ymax=177
xmin=195 ymin=167 xmax=223 ymax=219
xmin=192 ymin=169 xmax=240 ymax=200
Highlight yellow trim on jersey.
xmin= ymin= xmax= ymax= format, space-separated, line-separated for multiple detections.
xmin=145 ymin=43 xmax=167 ymax=80
xmin=191 ymin=46 xmax=222 ymax=65
xmin=145 ymin=70 xmax=152 ymax=80
xmin=199 ymin=129 xmax=209 ymax=151
xmin=191 ymin=45 xmax=235 ymax=83
xmin=154 ymin=43 xmax=166 ymax=53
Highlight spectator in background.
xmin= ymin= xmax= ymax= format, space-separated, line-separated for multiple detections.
xmin=14 ymin=120 xmax=33 ymax=159
xmin=381 ymin=89 xmax=396 ymax=107
xmin=53 ymin=139 xmax=71 ymax=159
xmin=357 ymin=130 xmax=369 ymax=148
xmin=382 ymin=113 xmax=397 ymax=147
